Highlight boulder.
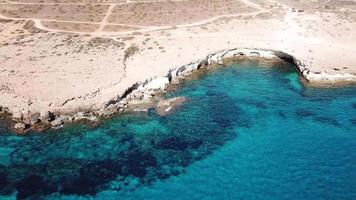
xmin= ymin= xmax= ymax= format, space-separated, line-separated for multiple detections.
xmin=40 ymin=110 xmax=56 ymax=122
xmin=30 ymin=112 xmax=41 ymax=124
xmin=116 ymin=102 xmax=126 ymax=108
xmin=131 ymin=91 xmax=144 ymax=100
xmin=217 ymin=59 xmax=224 ymax=65
xmin=12 ymin=111 xmax=23 ymax=120
xmin=14 ymin=122 xmax=26 ymax=131
xmin=121 ymin=98 xmax=128 ymax=105
xmin=101 ymin=104 xmax=117 ymax=117
xmin=76 ymin=112 xmax=85 ymax=118
xmin=50 ymin=117 xmax=64 ymax=127
xmin=40 ymin=110 xmax=49 ymax=122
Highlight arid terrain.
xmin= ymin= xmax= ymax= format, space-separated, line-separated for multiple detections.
xmin=0 ymin=0 xmax=356 ymax=131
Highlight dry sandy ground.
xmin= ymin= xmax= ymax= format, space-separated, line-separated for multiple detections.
xmin=0 ymin=0 xmax=356 ymax=125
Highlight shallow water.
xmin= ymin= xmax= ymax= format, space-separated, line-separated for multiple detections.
xmin=1 ymin=61 xmax=356 ymax=200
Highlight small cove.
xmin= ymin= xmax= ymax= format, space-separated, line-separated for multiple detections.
xmin=1 ymin=60 xmax=356 ymax=200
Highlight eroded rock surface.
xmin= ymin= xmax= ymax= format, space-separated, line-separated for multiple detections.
xmin=156 ymin=97 xmax=188 ymax=116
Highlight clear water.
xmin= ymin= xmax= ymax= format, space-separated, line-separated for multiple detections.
xmin=1 ymin=61 xmax=356 ymax=200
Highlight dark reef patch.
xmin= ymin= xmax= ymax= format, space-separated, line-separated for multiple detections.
xmin=0 ymin=102 xmax=238 ymax=199
xmin=0 ymin=172 xmax=8 ymax=190
xmin=314 ymin=116 xmax=340 ymax=127
xmin=15 ymin=175 xmax=57 ymax=199
xmin=124 ymin=151 xmax=157 ymax=178
xmin=206 ymin=90 xmax=250 ymax=128
xmin=350 ymin=118 xmax=356 ymax=125
xmin=278 ymin=111 xmax=287 ymax=119
xmin=352 ymin=102 xmax=356 ymax=110
xmin=60 ymin=159 xmax=123 ymax=195
xmin=156 ymin=136 xmax=203 ymax=151
xmin=296 ymin=109 xmax=315 ymax=118
xmin=238 ymin=98 xmax=267 ymax=109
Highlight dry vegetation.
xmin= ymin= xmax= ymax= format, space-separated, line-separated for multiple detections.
xmin=123 ymin=44 xmax=139 ymax=63
xmin=108 ymin=0 xmax=253 ymax=26
xmin=0 ymin=0 xmax=257 ymax=33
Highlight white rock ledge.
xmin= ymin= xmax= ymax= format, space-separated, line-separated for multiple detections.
xmin=2 ymin=48 xmax=356 ymax=133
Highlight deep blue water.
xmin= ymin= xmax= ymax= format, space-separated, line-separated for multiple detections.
xmin=1 ymin=61 xmax=356 ymax=200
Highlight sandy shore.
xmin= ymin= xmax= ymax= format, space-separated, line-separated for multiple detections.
xmin=0 ymin=0 xmax=356 ymax=132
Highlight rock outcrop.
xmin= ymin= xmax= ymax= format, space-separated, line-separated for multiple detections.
xmin=155 ymin=97 xmax=187 ymax=116
xmin=14 ymin=122 xmax=26 ymax=133
xmin=4 ymin=48 xmax=356 ymax=133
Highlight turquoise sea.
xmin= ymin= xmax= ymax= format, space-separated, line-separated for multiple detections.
xmin=0 ymin=61 xmax=356 ymax=200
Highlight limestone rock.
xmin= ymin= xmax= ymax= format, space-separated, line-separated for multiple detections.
xmin=145 ymin=77 xmax=169 ymax=90
xmin=14 ymin=122 xmax=26 ymax=131
xmin=40 ymin=110 xmax=55 ymax=122
xmin=40 ymin=110 xmax=49 ymax=122
xmin=76 ymin=112 xmax=85 ymax=118
xmin=50 ymin=117 xmax=64 ymax=127
xmin=121 ymin=98 xmax=128 ymax=105
xmin=126 ymin=94 xmax=132 ymax=100
xmin=102 ymin=104 xmax=117 ymax=117
xmin=133 ymin=108 xmax=148 ymax=112
xmin=30 ymin=112 xmax=41 ymax=124
xmin=131 ymin=91 xmax=144 ymax=100
xmin=156 ymin=97 xmax=187 ymax=116
xmin=23 ymin=117 xmax=31 ymax=125
xmin=12 ymin=111 xmax=23 ymax=120
xmin=116 ymin=102 xmax=125 ymax=108
xmin=170 ymin=78 xmax=180 ymax=85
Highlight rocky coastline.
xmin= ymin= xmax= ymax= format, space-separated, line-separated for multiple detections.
xmin=1 ymin=48 xmax=356 ymax=134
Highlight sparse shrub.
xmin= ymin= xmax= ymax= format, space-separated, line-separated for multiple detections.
xmin=123 ymin=44 xmax=139 ymax=63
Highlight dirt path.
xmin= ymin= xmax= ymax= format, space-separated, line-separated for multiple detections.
xmin=95 ymin=4 xmax=115 ymax=35
xmin=0 ymin=6 xmax=268 ymax=37
xmin=0 ymin=0 xmax=189 ymax=5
